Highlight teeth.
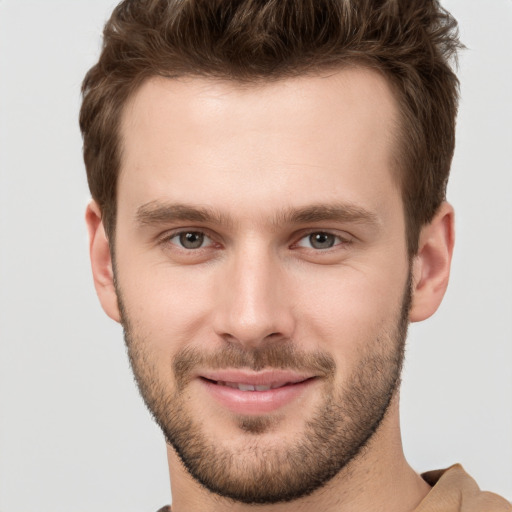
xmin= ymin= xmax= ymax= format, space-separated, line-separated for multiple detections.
xmin=219 ymin=381 xmax=237 ymax=389
xmin=216 ymin=381 xmax=274 ymax=391
xmin=238 ymin=383 xmax=256 ymax=391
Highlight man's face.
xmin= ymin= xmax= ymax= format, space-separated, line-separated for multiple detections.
xmin=113 ymin=69 xmax=411 ymax=503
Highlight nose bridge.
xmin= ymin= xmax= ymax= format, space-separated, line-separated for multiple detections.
xmin=214 ymin=239 xmax=292 ymax=346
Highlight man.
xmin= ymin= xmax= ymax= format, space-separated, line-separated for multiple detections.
xmin=80 ymin=0 xmax=511 ymax=510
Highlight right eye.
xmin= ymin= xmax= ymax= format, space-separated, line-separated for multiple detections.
xmin=168 ymin=231 xmax=212 ymax=249
xmin=297 ymin=232 xmax=338 ymax=250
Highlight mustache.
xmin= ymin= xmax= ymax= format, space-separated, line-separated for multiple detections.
xmin=172 ymin=342 xmax=336 ymax=390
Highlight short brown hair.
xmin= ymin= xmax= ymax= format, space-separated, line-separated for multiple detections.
xmin=80 ymin=0 xmax=462 ymax=255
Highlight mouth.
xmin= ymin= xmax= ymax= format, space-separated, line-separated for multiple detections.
xmin=202 ymin=378 xmax=310 ymax=391
xmin=197 ymin=370 xmax=317 ymax=415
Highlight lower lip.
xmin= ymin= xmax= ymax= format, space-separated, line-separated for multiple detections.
xmin=199 ymin=378 xmax=316 ymax=415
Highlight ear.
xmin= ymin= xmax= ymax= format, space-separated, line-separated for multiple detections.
xmin=409 ymin=202 xmax=455 ymax=323
xmin=85 ymin=201 xmax=121 ymax=323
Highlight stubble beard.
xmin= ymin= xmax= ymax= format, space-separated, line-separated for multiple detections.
xmin=117 ymin=277 xmax=411 ymax=504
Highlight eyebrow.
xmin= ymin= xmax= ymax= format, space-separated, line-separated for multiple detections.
xmin=136 ymin=200 xmax=379 ymax=229
xmin=275 ymin=203 xmax=379 ymax=227
xmin=136 ymin=201 xmax=229 ymax=226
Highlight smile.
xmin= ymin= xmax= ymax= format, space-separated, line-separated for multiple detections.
xmin=197 ymin=371 xmax=317 ymax=414
xmin=207 ymin=379 xmax=303 ymax=392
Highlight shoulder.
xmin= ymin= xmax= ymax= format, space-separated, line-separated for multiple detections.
xmin=416 ymin=464 xmax=512 ymax=512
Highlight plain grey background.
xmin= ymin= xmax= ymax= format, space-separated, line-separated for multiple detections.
xmin=0 ymin=1 xmax=511 ymax=510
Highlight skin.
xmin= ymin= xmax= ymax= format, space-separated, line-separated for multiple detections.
xmin=87 ymin=68 xmax=454 ymax=511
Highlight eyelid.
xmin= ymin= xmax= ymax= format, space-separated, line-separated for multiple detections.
xmin=158 ymin=228 xmax=216 ymax=249
xmin=293 ymin=230 xmax=353 ymax=249
xmin=155 ymin=227 xmax=353 ymax=251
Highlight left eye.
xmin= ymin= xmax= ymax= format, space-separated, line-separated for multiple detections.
xmin=169 ymin=231 xmax=212 ymax=249
xmin=297 ymin=232 xmax=343 ymax=250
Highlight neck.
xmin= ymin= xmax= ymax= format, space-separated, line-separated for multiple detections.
xmin=166 ymin=396 xmax=430 ymax=512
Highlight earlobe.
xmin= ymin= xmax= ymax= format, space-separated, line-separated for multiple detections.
xmin=409 ymin=202 xmax=455 ymax=323
xmin=85 ymin=201 xmax=121 ymax=323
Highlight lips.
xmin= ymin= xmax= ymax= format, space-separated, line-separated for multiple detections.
xmin=214 ymin=381 xmax=287 ymax=391
xmin=197 ymin=370 xmax=316 ymax=415
xmin=200 ymin=369 xmax=312 ymax=389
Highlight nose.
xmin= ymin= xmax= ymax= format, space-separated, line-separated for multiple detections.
xmin=213 ymin=242 xmax=295 ymax=349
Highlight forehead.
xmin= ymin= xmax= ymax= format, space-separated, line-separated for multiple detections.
xmin=118 ymin=68 xmax=401 ymax=221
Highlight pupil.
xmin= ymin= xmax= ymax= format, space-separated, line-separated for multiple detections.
xmin=180 ymin=232 xmax=204 ymax=249
xmin=310 ymin=232 xmax=334 ymax=249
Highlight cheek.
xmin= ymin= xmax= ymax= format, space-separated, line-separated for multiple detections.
xmin=293 ymin=265 xmax=407 ymax=369
xmin=116 ymin=258 xmax=219 ymax=353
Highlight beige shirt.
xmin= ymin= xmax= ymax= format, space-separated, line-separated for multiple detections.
xmin=157 ymin=464 xmax=511 ymax=512
xmin=414 ymin=464 xmax=512 ymax=512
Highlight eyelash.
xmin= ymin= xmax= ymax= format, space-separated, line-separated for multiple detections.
xmin=162 ymin=230 xmax=216 ymax=250
xmin=160 ymin=229 xmax=352 ymax=252
xmin=294 ymin=231 xmax=352 ymax=250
